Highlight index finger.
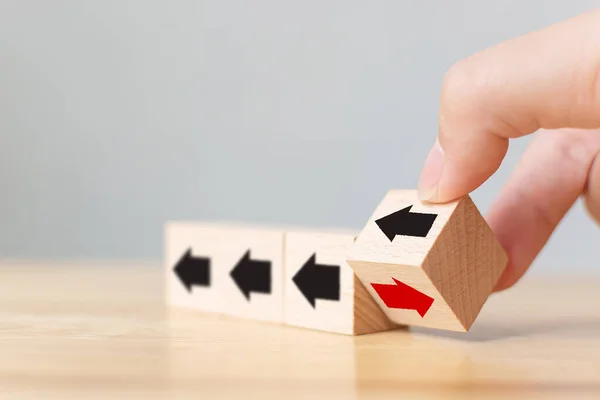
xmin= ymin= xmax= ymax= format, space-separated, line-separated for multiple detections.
xmin=418 ymin=8 xmax=600 ymax=202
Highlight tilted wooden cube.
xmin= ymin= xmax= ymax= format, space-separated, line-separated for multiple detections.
xmin=346 ymin=190 xmax=508 ymax=332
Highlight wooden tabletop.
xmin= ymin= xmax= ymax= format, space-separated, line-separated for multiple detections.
xmin=1 ymin=261 xmax=599 ymax=399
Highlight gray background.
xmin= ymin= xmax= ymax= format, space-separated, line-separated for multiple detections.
xmin=1 ymin=1 xmax=598 ymax=275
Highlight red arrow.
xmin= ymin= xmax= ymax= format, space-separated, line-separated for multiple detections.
xmin=370 ymin=278 xmax=434 ymax=317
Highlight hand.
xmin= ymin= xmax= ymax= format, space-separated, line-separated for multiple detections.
xmin=417 ymin=9 xmax=600 ymax=291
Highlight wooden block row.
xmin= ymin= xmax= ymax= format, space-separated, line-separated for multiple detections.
xmin=164 ymin=222 xmax=396 ymax=335
xmin=165 ymin=190 xmax=508 ymax=334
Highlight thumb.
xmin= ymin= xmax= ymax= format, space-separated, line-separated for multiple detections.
xmin=418 ymin=8 xmax=600 ymax=202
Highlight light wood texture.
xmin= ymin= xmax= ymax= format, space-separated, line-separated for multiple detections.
xmin=347 ymin=190 xmax=508 ymax=332
xmin=165 ymin=221 xmax=284 ymax=323
xmin=1 ymin=261 xmax=600 ymax=399
xmin=284 ymin=231 xmax=396 ymax=335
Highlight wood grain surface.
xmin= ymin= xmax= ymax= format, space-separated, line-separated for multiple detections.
xmin=0 ymin=261 xmax=599 ymax=399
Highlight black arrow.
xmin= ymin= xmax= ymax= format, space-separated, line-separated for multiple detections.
xmin=230 ymin=250 xmax=271 ymax=301
xmin=173 ymin=248 xmax=210 ymax=292
xmin=292 ymin=253 xmax=340 ymax=308
xmin=375 ymin=205 xmax=438 ymax=241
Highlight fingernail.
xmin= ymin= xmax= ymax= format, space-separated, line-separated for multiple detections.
xmin=418 ymin=139 xmax=445 ymax=201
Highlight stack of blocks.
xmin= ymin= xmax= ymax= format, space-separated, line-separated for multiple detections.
xmin=165 ymin=189 xmax=508 ymax=334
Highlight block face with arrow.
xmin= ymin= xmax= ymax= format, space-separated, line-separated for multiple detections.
xmin=165 ymin=222 xmax=284 ymax=323
xmin=346 ymin=190 xmax=508 ymax=332
xmin=284 ymin=231 xmax=397 ymax=335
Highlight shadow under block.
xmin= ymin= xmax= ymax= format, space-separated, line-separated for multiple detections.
xmin=284 ymin=231 xmax=397 ymax=335
xmin=165 ymin=222 xmax=284 ymax=323
xmin=346 ymin=190 xmax=508 ymax=332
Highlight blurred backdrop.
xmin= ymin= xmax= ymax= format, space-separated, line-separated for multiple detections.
xmin=1 ymin=1 xmax=599 ymax=275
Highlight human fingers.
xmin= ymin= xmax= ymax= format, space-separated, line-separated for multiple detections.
xmin=418 ymin=8 xmax=600 ymax=203
xmin=486 ymin=129 xmax=600 ymax=292
xmin=582 ymin=148 xmax=600 ymax=227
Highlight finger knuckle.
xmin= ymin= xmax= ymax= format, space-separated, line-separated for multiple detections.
xmin=546 ymin=130 xmax=599 ymax=168
xmin=441 ymin=59 xmax=475 ymax=107
xmin=440 ymin=57 xmax=491 ymax=132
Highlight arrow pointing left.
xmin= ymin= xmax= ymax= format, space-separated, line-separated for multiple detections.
xmin=173 ymin=248 xmax=211 ymax=292
xmin=292 ymin=253 xmax=340 ymax=308
xmin=230 ymin=250 xmax=272 ymax=301
xmin=375 ymin=205 xmax=437 ymax=241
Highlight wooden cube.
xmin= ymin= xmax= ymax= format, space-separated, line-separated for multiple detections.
xmin=346 ymin=190 xmax=508 ymax=332
xmin=284 ymin=230 xmax=396 ymax=335
xmin=165 ymin=221 xmax=284 ymax=323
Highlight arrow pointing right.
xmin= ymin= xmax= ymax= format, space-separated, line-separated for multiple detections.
xmin=370 ymin=278 xmax=434 ymax=317
xmin=173 ymin=248 xmax=210 ymax=292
